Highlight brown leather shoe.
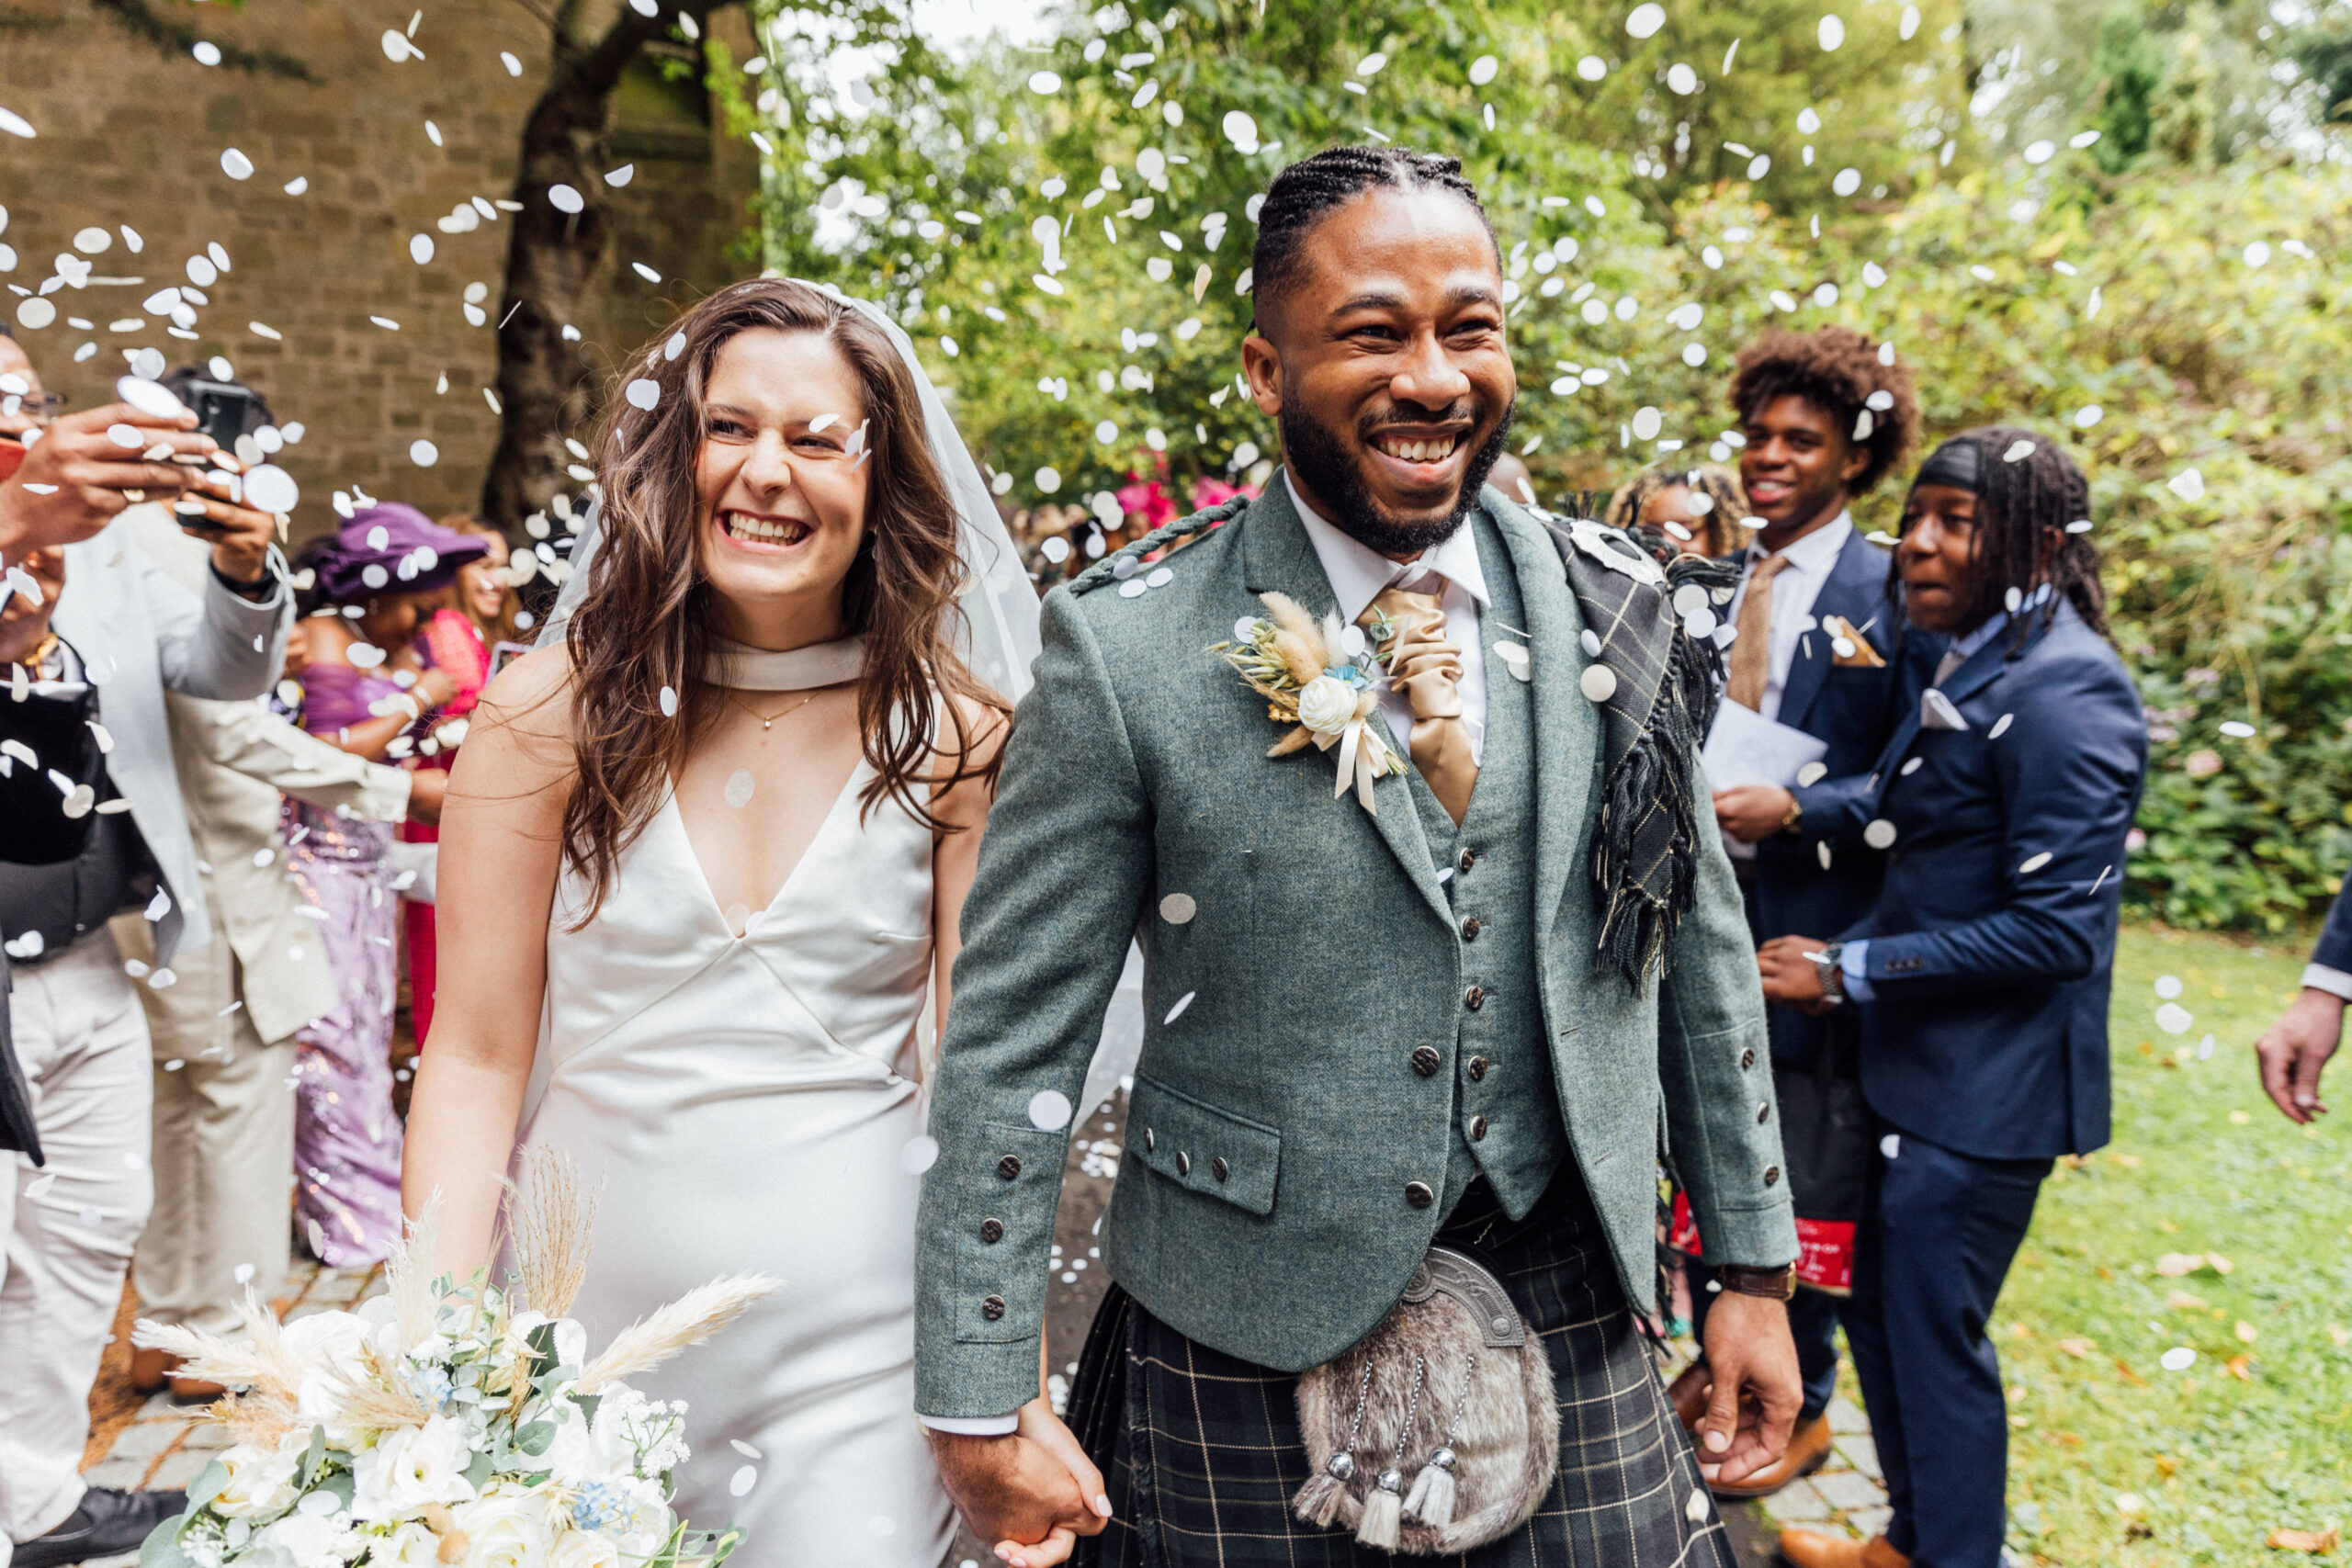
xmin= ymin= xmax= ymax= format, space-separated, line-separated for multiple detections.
xmin=1711 ymin=1409 xmax=1834 ymax=1498
xmin=1777 ymin=1529 xmax=1909 ymax=1568
xmin=129 ymin=1346 xmax=172 ymax=1393
xmin=1668 ymin=1360 xmax=1711 ymax=1432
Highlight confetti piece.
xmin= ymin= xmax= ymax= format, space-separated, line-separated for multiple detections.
xmin=220 ymin=148 xmax=254 ymax=180
xmin=899 ymin=1135 xmax=939 ymax=1175
xmin=724 ymin=768 xmax=754 ymax=809
xmin=1165 ymin=991 xmax=1196 ymax=1024
xmin=1159 ymin=893 xmax=1197 ymax=924
xmin=1029 ymin=1090 xmax=1073 ymax=1131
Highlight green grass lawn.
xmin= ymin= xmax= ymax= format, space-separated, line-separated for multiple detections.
xmin=1984 ymin=923 xmax=2349 ymax=1564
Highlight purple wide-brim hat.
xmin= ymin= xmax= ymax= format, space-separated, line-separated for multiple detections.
xmin=311 ymin=503 xmax=492 ymax=603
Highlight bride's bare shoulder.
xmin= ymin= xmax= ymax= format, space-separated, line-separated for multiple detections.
xmin=468 ymin=642 xmax=581 ymax=772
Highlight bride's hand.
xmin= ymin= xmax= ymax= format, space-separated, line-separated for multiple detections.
xmin=991 ymin=1398 xmax=1109 ymax=1567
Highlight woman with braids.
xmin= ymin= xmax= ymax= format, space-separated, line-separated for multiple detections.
xmin=1603 ymin=459 xmax=1752 ymax=559
xmin=1758 ymin=430 xmax=2146 ymax=1568
xmin=400 ymin=279 xmax=1100 ymax=1568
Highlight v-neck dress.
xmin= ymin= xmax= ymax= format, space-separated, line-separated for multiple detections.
xmin=514 ymin=762 xmax=953 ymax=1567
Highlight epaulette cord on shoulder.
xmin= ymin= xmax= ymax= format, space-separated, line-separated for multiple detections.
xmin=1066 ymin=495 xmax=1251 ymax=596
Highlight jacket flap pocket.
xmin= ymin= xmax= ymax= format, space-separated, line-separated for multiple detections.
xmin=1127 ymin=1073 xmax=1281 ymax=1216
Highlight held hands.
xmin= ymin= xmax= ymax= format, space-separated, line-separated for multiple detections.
xmin=1692 ymin=1292 xmax=1801 ymax=1487
xmin=2256 ymin=987 xmax=2346 ymax=1123
xmin=1712 ymin=784 xmax=1797 ymax=844
xmin=1757 ymin=935 xmax=1836 ymax=1017
xmin=926 ymin=1398 xmax=1111 ymax=1568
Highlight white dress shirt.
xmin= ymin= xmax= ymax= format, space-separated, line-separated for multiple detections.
xmin=1724 ymin=510 xmax=1854 ymax=725
xmin=1286 ymin=469 xmax=1492 ymax=764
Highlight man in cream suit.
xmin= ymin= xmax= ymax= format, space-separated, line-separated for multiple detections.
xmin=115 ymin=506 xmax=419 ymax=1400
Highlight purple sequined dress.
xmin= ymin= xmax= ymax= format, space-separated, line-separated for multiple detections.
xmin=283 ymin=663 xmax=405 ymax=1266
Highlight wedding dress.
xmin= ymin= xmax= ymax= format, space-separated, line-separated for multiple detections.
xmin=514 ymin=754 xmax=954 ymax=1568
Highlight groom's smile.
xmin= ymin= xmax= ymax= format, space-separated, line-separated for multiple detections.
xmin=1241 ymin=182 xmax=1516 ymax=560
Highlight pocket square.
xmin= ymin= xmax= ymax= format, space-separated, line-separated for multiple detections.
xmin=1920 ymin=689 xmax=1970 ymax=731
xmin=1823 ymin=615 xmax=1886 ymax=669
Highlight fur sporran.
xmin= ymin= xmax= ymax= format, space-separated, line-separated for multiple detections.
xmin=1289 ymin=1247 xmax=1557 ymax=1553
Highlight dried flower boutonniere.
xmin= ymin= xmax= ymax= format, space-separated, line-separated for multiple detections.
xmin=1213 ymin=592 xmax=1404 ymax=814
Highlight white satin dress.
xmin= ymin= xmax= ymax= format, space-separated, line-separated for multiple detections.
xmin=515 ymin=762 xmax=955 ymax=1568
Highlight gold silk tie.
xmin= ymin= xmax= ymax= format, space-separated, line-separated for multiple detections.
xmin=1359 ymin=582 xmax=1479 ymax=826
xmin=1724 ymin=552 xmax=1792 ymax=713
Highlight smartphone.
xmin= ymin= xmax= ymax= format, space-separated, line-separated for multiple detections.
xmin=488 ymin=640 xmax=534 ymax=680
xmin=177 ymin=379 xmax=254 ymax=452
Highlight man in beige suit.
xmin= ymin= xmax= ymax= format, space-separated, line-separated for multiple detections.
xmin=114 ymin=507 xmax=420 ymax=1399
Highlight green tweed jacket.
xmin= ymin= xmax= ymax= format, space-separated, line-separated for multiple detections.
xmin=914 ymin=479 xmax=1796 ymax=1419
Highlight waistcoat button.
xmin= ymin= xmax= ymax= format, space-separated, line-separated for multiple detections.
xmin=979 ymin=1218 xmax=1004 ymax=1243
xmin=1467 ymin=1056 xmax=1488 ymax=1081
xmin=1469 ymin=1115 xmax=1488 ymax=1141
xmin=1212 ymin=1156 xmax=1229 ymax=1181
xmin=1404 ymin=1181 xmax=1434 ymax=1209
xmin=1740 ymin=1048 xmax=1757 ymax=1069
xmin=1459 ymin=848 xmax=1477 ymax=873
xmin=980 ymin=1294 xmax=1006 ymax=1320
xmin=1178 ymin=1151 xmax=1192 ymax=1176
xmin=1758 ymin=1102 xmax=1771 ymax=1122
xmin=1144 ymin=1128 xmax=1156 ymax=1151
xmin=997 ymin=1155 xmax=1022 ymax=1180
xmin=1460 ymin=917 xmax=1482 ymax=941
xmin=1464 ymin=986 xmax=1485 ymax=1010
xmin=1764 ymin=1165 xmax=1781 ymax=1186
xmin=1411 ymin=1045 xmax=1442 ymax=1077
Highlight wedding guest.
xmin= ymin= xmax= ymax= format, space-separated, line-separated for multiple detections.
xmin=1603 ymin=460 xmax=1752 ymax=558
xmin=284 ymin=507 xmax=483 ymax=1268
xmin=112 ymin=502 xmax=420 ymax=1399
xmin=0 ymin=331 xmax=289 ymax=1568
xmin=401 ymin=513 xmax=519 ymax=1048
xmin=1761 ymin=431 xmax=2145 ymax=1568
xmin=2254 ymin=879 xmax=2352 ymax=1122
xmin=1674 ymin=328 xmax=1923 ymax=1499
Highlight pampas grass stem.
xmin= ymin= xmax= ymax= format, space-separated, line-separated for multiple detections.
xmin=576 ymin=1274 xmax=782 ymax=1393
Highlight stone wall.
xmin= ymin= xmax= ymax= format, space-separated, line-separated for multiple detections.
xmin=0 ymin=0 xmax=760 ymax=539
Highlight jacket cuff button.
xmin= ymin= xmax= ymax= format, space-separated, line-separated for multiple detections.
xmin=1211 ymin=1156 xmax=1229 ymax=1181
xmin=1177 ymin=1151 xmax=1192 ymax=1177
xmin=1758 ymin=1102 xmax=1771 ymax=1123
xmin=1763 ymin=1166 xmax=1781 ymax=1186
xmin=1405 ymin=1181 xmax=1434 ymax=1209
xmin=1740 ymin=1048 xmax=1756 ymax=1069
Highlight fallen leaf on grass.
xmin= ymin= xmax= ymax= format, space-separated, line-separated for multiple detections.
xmin=2114 ymin=1358 xmax=2148 ymax=1386
xmin=2237 ymin=1320 xmax=2260 ymax=1343
xmin=2112 ymin=1152 xmax=2144 ymax=1168
xmin=2158 ymin=1253 xmax=2206 ymax=1276
xmin=2227 ymin=1354 xmax=2256 ymax=1381
xmin=2327 ymin=1324 xmax=2348 ymax=1347
xmin=2166 ymin=1290 xmax=2210 ymax=1310
xmin=2057 ymin=1337 xmax=2098 ymax=1359
xmin=2267 ymin=1527 xmax=2338 ymax=1553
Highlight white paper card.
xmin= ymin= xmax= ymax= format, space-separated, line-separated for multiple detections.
xmin=1702 ymin=698 xmax=1830 ymax=790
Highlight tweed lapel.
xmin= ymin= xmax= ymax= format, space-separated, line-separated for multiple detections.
xmin=1487 ymin=496 xmax=1597 ymax=951
xmin=1238 ymin=479 xmax=1450 ymax=929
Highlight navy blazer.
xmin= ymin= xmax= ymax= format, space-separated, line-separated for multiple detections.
xmin=1745 ymin=530 xmax=1921 ymax=1068
xmin=1831 ymin=600 xmax=2146 ymax=1159
xmin=2312 ymin=884 xmax=2352 ymax=975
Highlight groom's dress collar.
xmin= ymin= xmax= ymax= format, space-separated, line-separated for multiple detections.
xmin=1283 ymin=467 xmax=1492 ymax=620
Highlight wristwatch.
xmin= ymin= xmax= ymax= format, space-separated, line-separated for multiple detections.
xmin=1778 ymin=792 xmax=1804 ymax=834
xmin=1717 ymin=1264 xmax=1798 ymax=1301
xmin=1810 ymin=942 xmax=1846 ymax=1006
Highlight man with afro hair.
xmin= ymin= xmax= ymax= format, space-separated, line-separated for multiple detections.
xmin=1673 ymin=325 xmax=1931 ymax=1502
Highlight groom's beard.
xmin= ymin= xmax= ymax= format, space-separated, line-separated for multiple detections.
xmin=1278 ymin=396 xmax=1514 ymax=558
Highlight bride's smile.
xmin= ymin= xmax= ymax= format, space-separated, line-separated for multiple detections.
xmin=694 ymin=326 xmax=871 ymax=649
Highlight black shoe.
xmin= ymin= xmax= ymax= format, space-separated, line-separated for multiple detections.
xmin=13 ymin=1487 xmax=186 ymax=1568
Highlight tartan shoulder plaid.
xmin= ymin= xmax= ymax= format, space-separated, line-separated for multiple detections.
xmin=1070 ymin=1176 xmax=1738 ymax=1568
xmin=1538 ymin=515 xmax=1738 ymax=993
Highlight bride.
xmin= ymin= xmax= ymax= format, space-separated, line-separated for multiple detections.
xmin=401 ymin=279 xmax=1102 ymax=1568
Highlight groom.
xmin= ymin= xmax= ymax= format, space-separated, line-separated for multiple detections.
xmin=916 ymin=146 xmax=1800 ymax=1565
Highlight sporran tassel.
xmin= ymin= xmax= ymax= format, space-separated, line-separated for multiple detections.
xmin=1292 ymin=1363 xmax=1374 ymax=1529
xmin=1356 ymin=1472 xmax=1404 ymax=1550
xmin=1406 ymin=1351 xmax=1475 ymax=1530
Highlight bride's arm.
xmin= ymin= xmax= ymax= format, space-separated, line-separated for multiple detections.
xmin=401 ymin=645 xmax=578 ymax=1275
xmin=928 ymin=694 xmax=1010 ymax=1080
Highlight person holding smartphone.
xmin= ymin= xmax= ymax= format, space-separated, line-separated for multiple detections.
xmin=0 ymin=330 xmax=291 ymax=1568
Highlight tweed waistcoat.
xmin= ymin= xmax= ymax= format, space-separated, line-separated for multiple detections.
xmin=1400 ymin=512 xmax=1571 ymax=1220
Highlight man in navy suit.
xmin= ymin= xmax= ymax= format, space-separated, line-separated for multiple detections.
xmin=2255 ymin=885 xmax=2352 ymax=1122
xmin=1674 ymin=328 xmax=1925 ymax=1496
xmin=1762 ymin=431 xmax=2147 ymax=1568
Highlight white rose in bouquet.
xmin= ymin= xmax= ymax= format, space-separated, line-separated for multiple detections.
xmin=281 ymin=1312 xmax=375 ymax=1443
xmin=376 ymin=1520 xmax=447 ymax=1568
xmin=253 ymin=1509 xmax=359 ymax=1568
xmin=545 ymin=1529 xmax=620 ymax=1568
xmin=352 ymin=1415 xmax=478 ymax=1521
xmin=212 ymin=1444 xmax=303 ymax=1519
xmin=452 ymin=1484 xmax=559 ymax=1568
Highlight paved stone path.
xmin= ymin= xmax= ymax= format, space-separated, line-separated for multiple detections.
xmin=75 ymin=1094 xmax=1892 ymax=1565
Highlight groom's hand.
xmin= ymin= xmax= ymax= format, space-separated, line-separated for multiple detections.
xmin=1693 ymin=1292 xmax=1801 ymax=1486
xmin=928 ymin=1397 xmax=1111 ymax=1567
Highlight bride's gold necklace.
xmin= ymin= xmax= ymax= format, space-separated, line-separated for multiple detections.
xmin=722 ymin=689 xmax=820 ymax=731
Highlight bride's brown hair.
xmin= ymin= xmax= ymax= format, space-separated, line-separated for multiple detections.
xmin=560 ymin=277 xmax=1009 ymax=922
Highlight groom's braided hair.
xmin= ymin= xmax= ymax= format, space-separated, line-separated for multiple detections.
xmin=1250 ymin=146 xmax=1496 ymax=333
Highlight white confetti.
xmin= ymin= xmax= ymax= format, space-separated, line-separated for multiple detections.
xmin=2167 ymin=468 xmax=2206 ymax=502
xmin=1028 ymin=1090 xmax=1073 ymax=1131
xmin=1159 ymin=893 xmax=1197 ymax=924
xmin=0 ymin=107 xmax=36 ymax=139
xmin=2159 ymin=1347 xmax=2196 ymax=1371
xmin=409 ymin=233 xmax=434 ymax=265
xmin=1880 ymin=1133 xmax=1901 ymax=1159
xmin=729 ymin=1466 xmax=757 ymax=1497
xmin=2018 ymin=852 xmax=2052 ymax=874
xmin=659 ymin=685 xmax=679 ymax=717
xmin=1625 ymin=3 xmax=1666 ymax=39
xmin=2155 ymin=1002 xmax=2193 ymax=1036
xmin=1164 ymin=991 xmax=1196 ymax=1024
xmin=1987 ymin=713 xmax=2013 ymax=739
xmin=625 ymin=378 xmax=661 ymax=412
xmin=729 ymin=1439 xmax=763 ymax=1459
xmin=724 ymin=769 xmax=755 ymax=809
xmin=220 ymin=147 xmax=254 ymax=180
xmin=899 ymin=1135 xmax=939 ymax=1174
xmin=2154 ymin=975 xmax=2183 ymax=999
xmin=548 ymin=184 xmax=584 ymax=214
xmin=409 ymin=439 xmax=439 ymax=468
xmin=1817 ymin=13 xmax=1845 ymax=49
xmin=1863 ymin=819 xmax=1897 ymax=850
xmin=1578 ymin=664 xmax=1617 ymax=703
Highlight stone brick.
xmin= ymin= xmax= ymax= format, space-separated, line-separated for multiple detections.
xmin=1834 ymin=1432 xmax=1882 ymax=1480
xmin=79 ymin=1453 xmax=152 ymax=1490
xmin=1 ymin=0 xmax=758 ymax=537
xmin=1847 ymin=1505 xmax=1894 ymax=1539
xmin=1825 ymin=1395 xmax=1871 ymax=1434
xmin=1760 ymin=1479 xmax=1834 ymax=1525
xmin=146 ymin=1446 xmax=214 ymax=1490
xmin=1814 ymin=1468 xmax=1888 ymax=1512
xmin=103 ymin=1418 xmax=187 ymax=1462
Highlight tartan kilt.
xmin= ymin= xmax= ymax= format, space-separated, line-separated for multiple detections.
xmin=1069 ymin=1172 xmax=1736 ymax=1568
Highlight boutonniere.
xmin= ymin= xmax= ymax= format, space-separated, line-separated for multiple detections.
xmin=1212 ymin=591 xmax=1404 ymax=814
